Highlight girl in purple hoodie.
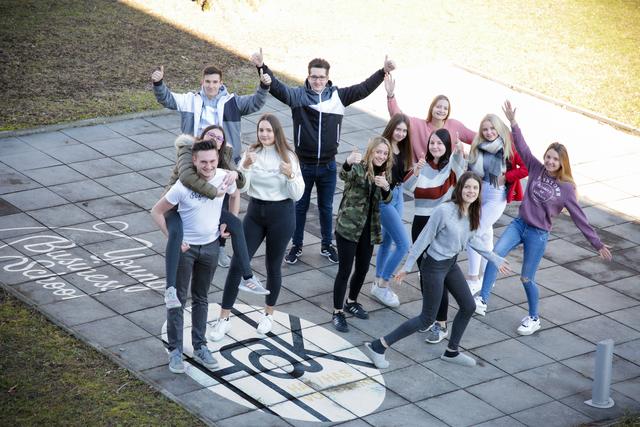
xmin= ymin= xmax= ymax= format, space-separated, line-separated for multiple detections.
xmin=474 ymin=101 xmax=612 ymax=336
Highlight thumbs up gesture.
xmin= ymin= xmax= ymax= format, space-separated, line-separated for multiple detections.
xmin=347 ymin=146 xmax=362 ymax=165
xmin=374 ymin=172 xmax=390 ymax=190
xmin=454 ymin=132 xmax=465 ymax=155
xmin=383 ymin=54 xmax=396 ymax=73
xmin=243 ymin=147 xmax=257 ymax=169
xmin=413 ymin=152 xmax=426 ymax=176
xmin=259 ymin=68 xmax=271 ymax=86
xmin=250 ymin=47 xmax=264 ymax=67
xmin=151 ymin=65 xmax=164 ymax=83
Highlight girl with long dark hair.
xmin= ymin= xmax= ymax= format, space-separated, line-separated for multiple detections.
xmin=364 ymin=172 xmax=510 ymax=368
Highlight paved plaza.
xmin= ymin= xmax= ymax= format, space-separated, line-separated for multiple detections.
xmin=1 ymin=66 xmax=639 ymax=426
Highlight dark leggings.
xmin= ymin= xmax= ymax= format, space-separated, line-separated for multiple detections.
xmin=333 ymin=230 xmax=374 ymax=310
xmin=164 ymin=208 xmax=252 ymax=288
xmin=412 ymin=215 xmax=448 ymax=322
xmin=221 ymin=198 xmax=295 ymax=308
xmin=383 ymin=254 xmax=476 ymax=351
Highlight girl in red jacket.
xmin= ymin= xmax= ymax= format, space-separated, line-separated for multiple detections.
xmin=466 ymin=114 xmax=528 ymax=293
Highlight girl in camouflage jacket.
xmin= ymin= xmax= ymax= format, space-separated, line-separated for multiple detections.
xmin=331 ymin=136 xmax=393 ymax=333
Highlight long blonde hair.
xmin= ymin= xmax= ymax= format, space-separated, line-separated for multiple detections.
xmin=468 ymin=114 xmax=513 ymax=163
xmin=545 ymin=142 xmax=575 ymax=186
xmin=362 ymin=136 xmax=393 ymax=183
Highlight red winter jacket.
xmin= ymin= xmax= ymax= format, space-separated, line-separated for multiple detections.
xmin=505 ymin=142 xmax=528 ymax=203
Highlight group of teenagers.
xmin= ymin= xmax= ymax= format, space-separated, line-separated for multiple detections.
xmin=149 ymin=50 xmax=613 ymax=374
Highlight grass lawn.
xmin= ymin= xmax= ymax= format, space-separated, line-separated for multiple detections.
xmin=0 ymin=288 xmax=205 ymax=426
xmin=1 ymin=0 xmax=639 ymax=131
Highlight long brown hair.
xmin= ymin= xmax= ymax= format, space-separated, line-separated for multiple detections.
xmin=426 ymin=94 xmax=451 ymax=123
xmin=251 ymin=113 xmax=295 ymax=164
xmin=545 ymin=142 xmax=575 ymax=186
xmin=450 ymin=171 xmax=482 ymax=231
xmin=362 ymin=136 xmax=393 ymax=183
xmin=381 ymin=113 xmax=413 ymax=170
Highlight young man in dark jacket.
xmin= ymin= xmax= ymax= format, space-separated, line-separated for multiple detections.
xmin=251 ymin=49 xmax=396 ymax=264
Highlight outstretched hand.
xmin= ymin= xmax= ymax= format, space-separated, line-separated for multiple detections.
xmin=259 ymin=69 xmax=271 ymax=86
xmin=347 ymin=146 xmax=362 ymax=165
xmin=250 ymin=47 xmax=264 ymax=67
xmin=598 ymin=245 xmax=613 ymax=261
xmin=384 ymin=73 xmax=395 ymax=97
xmin=502 ymin=100 xmax=517 ymax=126
xmin=383 ymin=54 xmax=396 ymax=73
xmin=151 ymin=65 xmax=164 ymax=83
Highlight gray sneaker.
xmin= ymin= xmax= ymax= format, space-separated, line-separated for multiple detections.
xmin=192 ymin=346 xmax=219 ymax=370
xmin=164 ymin=286 xmax=181 ymax=309
xmin=239 ymin=276 xmax=270 ymax=295
xmin=168 ymin=350 xmax=185 ymax=374
xmin=217 ymin=251 xmax=231 ymax=268
xmin=424 ymin=323 xmax=448 ymax=344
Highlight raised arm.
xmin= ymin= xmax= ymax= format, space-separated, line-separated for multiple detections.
xmin=502 ymin=100 xmax=541 ymax=170
xmin=339 ymin=147 xmax=363 ymax=182
xmin=251 ymin=48 xmax=301 ymax=107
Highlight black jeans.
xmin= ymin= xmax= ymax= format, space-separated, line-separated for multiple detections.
xmin=222 ymin=198 xmax=295 ymax=309
xmin=412 ymin=215 xmax=448 ymax=322
xmin=165 ymin=207 xmax=252 ymax=288
xmin=167 ymin=240 xmax=219 ymax=353
xmin=333 ymin=230 xmax=374 ymax=310
xmin=383 ymin=254 xmax=475 ymax=351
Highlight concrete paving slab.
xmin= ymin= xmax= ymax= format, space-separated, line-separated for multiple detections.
xmin=49 ymin=179 xmax=115 ymax=202
xmin=74 ymin=315 xmax=151 ymax=347
xmin=45 ymin=143 xmax=104 ymax=163
xmin=536 ymin=294 xmax=598 ymax=325
xmin=1 ymin=150 xmax=61 ymax=170
xmin=565 ymin=285 xmax=638 ymax=314
xmin=21 ymin=164 xmax=87 ymax=186
xmin=62 ymin=124 xmax=122 ymax=142
xmin=511 ymin=401 xmax=592 ymax=427
xmin=563 ymin=315 xmax=640 ymax=345
xmin=85 ymin=136 xmax=148 ymax=157
xmin=416 ymin=389 xmax=504 ymax=427
xmin=516 ymin=327 xmax=593 ymax=361
xmin=472 ymin=339 xmax=554 ymax=374
xmin=0 ymin=170 xmax=41 ymax=194
xmin=27 ymin=203 xmax=96 ymax=227
xmin=467 ymin=376 xmax=553 ymax=414
xmin=562 ymin=353 xmax=640 ymax=383
xmin=364 ymin=403 xmax=447 ymax=427
xmin=514 ymin=362 xmax=592 ymax=399
xmin=68 ymin=157 xmax=132 ymax=178
xmin=615 ymin=339 xmax=640 ymax=365
xmin=3 ymin=187 xmax=68 ymax=211
xmin=561 ymin=389 xmax=640 ymax=422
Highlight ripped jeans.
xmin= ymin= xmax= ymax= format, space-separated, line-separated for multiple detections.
xmin=479 ymin=217 xmax=549 ymax=318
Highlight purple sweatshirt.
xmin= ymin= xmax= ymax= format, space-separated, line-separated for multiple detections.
xmin=512 ymin=125 xmax=603 ymax=250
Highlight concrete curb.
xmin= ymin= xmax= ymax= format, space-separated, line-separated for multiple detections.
xmin=453 ymin=63 xmax=640 ymax=137
xmin=0 ymin=109 xmax=176 ymax=140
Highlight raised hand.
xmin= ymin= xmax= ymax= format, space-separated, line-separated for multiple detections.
xmin=250 ymin=47 xmax=264 ymax=67
xmin=151 ymin=65 xmax=164 ymax=83
xmin=502 ymin=100 xmax=517 ymax=126
xmin=383 ymin=54 xmax=396 ymax=73
xmin=243 ymin=148 xmax=257 ymax=169
xmin=279 ymin=160 xmax=292 ymax=177
xmin=454 ymin=132 xmax=465 ymax=154
xmin=259 ymin=68 xmax=271 ymax=86
xmin=347 ymin=146 xmax=362 ymax=165
xmin=413 ymin=152 xmax=426 ymax=176
xmin=384 ymin=73 xmax=395 ymax=97
xmin=374 ymin=174 xmax=390 ymax=190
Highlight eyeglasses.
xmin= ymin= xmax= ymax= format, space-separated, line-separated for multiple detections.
xmin=205 ymin=132 xmax=224 ymax=142
xmin=308 ymin=75 xmax=328 ymax=81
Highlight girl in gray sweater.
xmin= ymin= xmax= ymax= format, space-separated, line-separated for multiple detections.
xmin=364 ymin=172 xmax=511 ymax=368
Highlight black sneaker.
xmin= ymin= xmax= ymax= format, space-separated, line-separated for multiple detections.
xmin=284 ymin=245 xmax=302 ymax=264
xmin=321 ymin=245 xmax=338 ymax=263
xmin=344 ymin=301 xmax=369 ymax=319
xmin=332 ymin=312 xmax=349 ymax=332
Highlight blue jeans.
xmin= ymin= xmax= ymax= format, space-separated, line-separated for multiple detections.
xmin=376 ymin=185 xmax=411 ymax=280
xmin=479 ymin=217 xmax=549 ymax=318
xmin=292 ymin=160 xmax=337 ymax=248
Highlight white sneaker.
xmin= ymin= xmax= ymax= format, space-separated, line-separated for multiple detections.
xmin=371 ymin=282 xmax=400 ymax=307
xmin=256 ymin=314 xmax=273 ymax=335
xmin=210 ymin=318 xmax=231 ymax=341
xmin=164 ymin=287 xmax=181 ymax=309
xmin=467 ymin=279 xmax=481 ymax=295
xmin=474 ymin=295 xmax=487 ymax=316
xmin=217 ymin=251 xmax=231 ymax=268
xmin=517 ymin=316 xmax=541 ymax=336
xmin=239 ymin=276 xmax=270 ymax=295
xmin=364 ymin=342 xmax=389 ymax=369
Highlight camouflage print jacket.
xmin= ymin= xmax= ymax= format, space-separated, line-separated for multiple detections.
xmin=336 ymin=162 xmax=392 ymax=244
xmin=163 ymin=134 xmax=245 ymax=198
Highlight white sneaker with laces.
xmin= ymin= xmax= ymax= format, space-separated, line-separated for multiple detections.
xmin=164 ymin=287 xmax=181 ymax=309
xmin=210 ymin=318 xmax=232 ymax=341
xmin=467 ymin=279 xmax=481 ymax=295
xmin=371 ymin=282 xmax=400 ymax=307
xmin=257 ymin=314 xmax=273 ymax=335
xmin=474 ymin=295 xmax=487 ymax=316
xmin=517 ymin=316 xmax=541 ymax=335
